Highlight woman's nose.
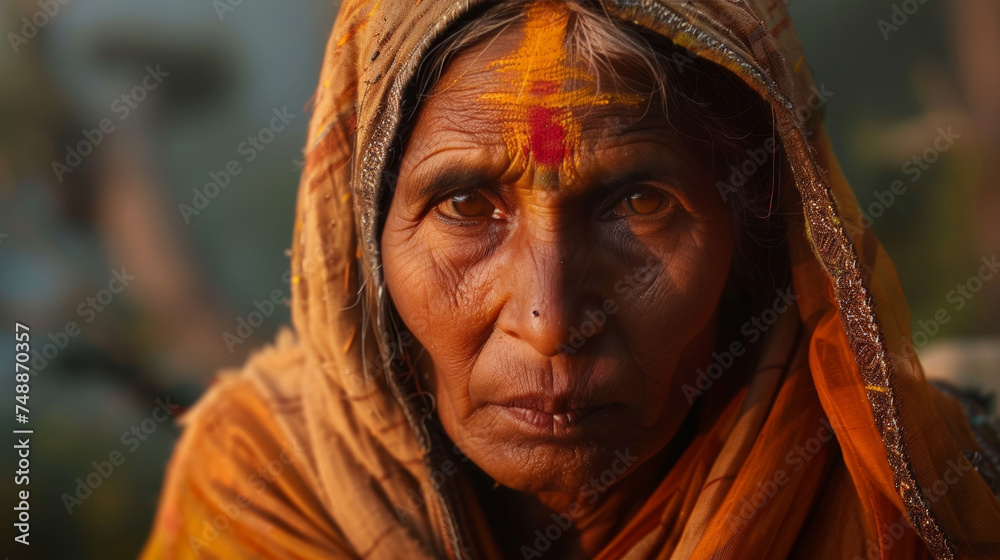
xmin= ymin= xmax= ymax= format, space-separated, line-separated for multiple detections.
xmin=497 ymin=240 xmax=604 ymax=357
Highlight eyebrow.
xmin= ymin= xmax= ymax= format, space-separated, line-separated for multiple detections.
xmin=406 ymin=147 xmax=694 ymax=203
xmin=413 ymin=161 xmax=498 ymax=202
xmin=596 ymin=161 xmax=689 ymax=195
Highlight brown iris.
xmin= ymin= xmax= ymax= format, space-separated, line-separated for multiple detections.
xmin=439 ymin=192 xmax=496 ymax=219
xmin=618 ymin=189 xmax=667 ymax=216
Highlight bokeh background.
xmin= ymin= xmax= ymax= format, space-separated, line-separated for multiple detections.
xmin=0 ymin=0 xmax=998 ymax=558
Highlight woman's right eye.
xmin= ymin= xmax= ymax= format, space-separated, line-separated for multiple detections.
xmin=436 ymin=191 xmax=500 ymax=220
xmin=611 ymin=187 xmax=675 ymax=218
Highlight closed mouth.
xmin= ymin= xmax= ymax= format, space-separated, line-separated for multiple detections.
xmin=488 ymin=390 xmax=612 ymax=435
xmin=502 ymin=405 xmax=604 ymax=429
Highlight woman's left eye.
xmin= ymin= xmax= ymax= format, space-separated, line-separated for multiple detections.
xmin=436 ymin=191 xmax=500 ymax=220
xmin=613 ymin=188 xmax=673 ymax=217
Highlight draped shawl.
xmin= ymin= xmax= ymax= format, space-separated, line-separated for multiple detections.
xmin=141 ymin=1 xmax=1000 ymax=558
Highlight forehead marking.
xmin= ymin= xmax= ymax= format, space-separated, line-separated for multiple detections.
xmin=479 ymin=1 xmax=645 ymax=188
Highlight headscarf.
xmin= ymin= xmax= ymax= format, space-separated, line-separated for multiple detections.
xmin=141 ymin=1 xmax=1000 ymax=558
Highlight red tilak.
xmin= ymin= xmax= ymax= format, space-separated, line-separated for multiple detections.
xmin=527 ymin=105 xmax=567 ymax=167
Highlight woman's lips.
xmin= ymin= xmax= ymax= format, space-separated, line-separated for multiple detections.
xmin=503 ymin=405 xmax=604 ymax=429
xmin=488 ymin=394 xmax=612 ymax=436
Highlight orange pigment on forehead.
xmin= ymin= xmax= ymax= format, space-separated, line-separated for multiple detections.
xmin=480 ymin=1 xmax=645 ymax=187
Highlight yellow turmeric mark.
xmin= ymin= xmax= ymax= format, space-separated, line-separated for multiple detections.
xmin=480 ymin=1 xmax=644 ymax=187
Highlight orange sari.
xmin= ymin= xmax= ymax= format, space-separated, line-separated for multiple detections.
xmin=140 ymin=1 xmax=1000 ymax=558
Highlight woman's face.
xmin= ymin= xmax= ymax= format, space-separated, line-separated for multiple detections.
xmin=381 ymin=16 xmax=733 ymax=492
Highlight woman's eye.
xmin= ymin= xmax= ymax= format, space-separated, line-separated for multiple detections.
xmin=438 ymin=192 xmax=498 ymax=220
xmin=615 ymin=188 xmax=671 ymax=217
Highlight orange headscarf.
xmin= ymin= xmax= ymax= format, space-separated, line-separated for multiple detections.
xmin=140 ymin=1 xmax=1000 ymax=559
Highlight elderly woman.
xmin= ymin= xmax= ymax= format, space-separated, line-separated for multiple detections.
xmin=141 ymin=0 xmax=1000 ymax=558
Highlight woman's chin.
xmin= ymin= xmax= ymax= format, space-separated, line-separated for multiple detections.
xmin=481 ymin=442 xmax=652 ymax=495
xmin=454 ymin=411 xmax=653 ymax=493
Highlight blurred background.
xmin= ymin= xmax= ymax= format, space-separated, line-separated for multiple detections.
xmin=0 ymin=0 xmax=997 ymax=557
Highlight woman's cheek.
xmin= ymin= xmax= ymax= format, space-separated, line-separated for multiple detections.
xmin=669 ymin=217 xmax=731 ymax=291
xmin=626 ymin=231 xmax=726 ymax=332
xmin=384 ymin=240 xmax=442 ymax=340
xmin=402 ymin=243 xmax=490 ymax=352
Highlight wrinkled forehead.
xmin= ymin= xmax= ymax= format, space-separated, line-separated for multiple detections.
xmin=424 ymin=52 xmax=657 ymax=137
xmin=406 ymin=2 xmax=676 ymax=187
xmin=432 ymin=3 xmax=660 ymax=121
